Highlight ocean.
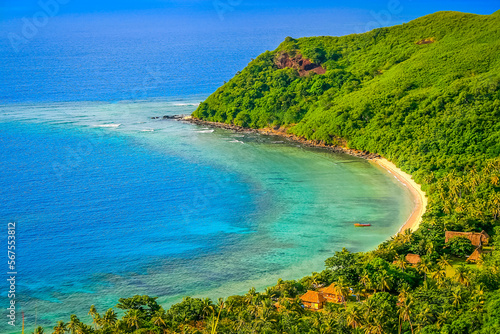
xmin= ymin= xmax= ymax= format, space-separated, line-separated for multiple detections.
xmin=0 ymin=11 xmax=413 ymax=333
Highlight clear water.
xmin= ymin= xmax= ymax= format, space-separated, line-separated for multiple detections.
xmin=0 ymin=13 xmax=413 ymax=333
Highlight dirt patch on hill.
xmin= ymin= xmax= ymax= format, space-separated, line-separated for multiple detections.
xmin=275 ymin=52 xmax=326 ymax=76
xmin=416 ymin=38 xmax=436 ymax=45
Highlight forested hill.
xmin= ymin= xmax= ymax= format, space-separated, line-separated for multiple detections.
xmin=194 ymin=10 xmax=500 ymax=234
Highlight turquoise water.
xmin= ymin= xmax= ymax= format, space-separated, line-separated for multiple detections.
xmin=0 ymin=100 xmax=413 ymax=332
xmin=1 ymin=12 xmax=413 ymax=333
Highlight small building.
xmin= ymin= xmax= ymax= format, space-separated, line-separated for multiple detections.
xmin=467 ymin=247 xmax=484 ymax=263
xmin=445 ymin=231 xmax=490 ymax=247
xmin=300 ymin=290 xmax=325 ymax=310
xmin=405 ymin=254 xmax=421 ymax=265
xmin=319 ymin=284 xmax=343 ymax=303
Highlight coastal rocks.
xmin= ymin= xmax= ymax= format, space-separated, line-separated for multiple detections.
xmin=150 ymin=115 xmax=188 ymax=120
xmin=275 ymin=52 xmax=326 ymax=76
xmin=183 ymin=117 xmax=381 ymax=160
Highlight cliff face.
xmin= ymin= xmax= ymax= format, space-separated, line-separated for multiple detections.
xmin=275 ymin=52 xmax=326 ymax=76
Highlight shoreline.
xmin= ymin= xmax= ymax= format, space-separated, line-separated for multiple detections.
xmin=369 ymin=158 xmax=427 ymax=232
xmin=182 ymin=117 xmax=381 ymax=159
xmin=180 ymin=116 xmax=427 ymax=233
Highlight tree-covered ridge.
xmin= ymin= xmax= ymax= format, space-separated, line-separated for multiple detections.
xmin=193 ymin=10 xmax=500 ymax=234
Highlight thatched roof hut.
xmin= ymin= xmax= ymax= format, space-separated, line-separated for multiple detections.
xmin=467 ymin=247 xmax=484 ymax=263
xmin=405 ymin=254 xmax=421 ymax=265
xmin=445 ymin=230 xmax=490 ymax=246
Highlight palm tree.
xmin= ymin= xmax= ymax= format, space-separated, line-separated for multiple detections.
xmin=415 ymin=307 xmax=434 ymax=331
xmin=66 ymin=315 xmax=79 ymax=334
xmin=401 ymin=229 xmax=413 ymax=244
xmin=211 ymin=298 xmax=225 ymax=334
xmin=124 ymin=309 xmax=141 ymax=330
xmin=359 ymin=271 xmax=371 ymax=290
xmin=88 ymin=305 xmax=99 ymax=330
xmin=377 ymin=270 xmax=392 ymax=292
xmin=345 ymin=304 xmax=362 ymax=329
xmin=437 ymin=254 xmax=451 ymax=271
xmin=74 ymin=323 xmax=90 ymax=334
xmin=443 ymin=200 xmax=453 ymax=214
xmin=416 ymin=256 xmax=433 ymax=281
xmin=431 ymin=269 xmax=446 ymax=287
xmin=331 ymin=279 xmax=350 ymax=305
xmin=454 ymin=265 xmax=471 ymax=286
xmin=491 ymin=175 xmax=499 ymax=186
xmin=394 ymin=255 xmax=409 ymax=272
xmin=491 ymin=192 xmax=500 ymax=220
xmin=100 ymin=308 xmax=118 ymax=329
xmin=451 ymin=288 xmax=463 ymax=308
xmin=276 ymin=278 xmax=284 ymax=290
xmin=200 ymin=298 xmax=213 ymax=320
xmin=436 ymin=310 xmax=451 ymax=329
xmin=309 ymin=312 xmax=323 ymax=329
xmin=151 ymin=308 xmax=169 ymax=334
xmin=398 ymin=299 xmax=414 ymax=334
xmin=32 ymin=326 xmax=45 ymax=334
xmin=262 ymin=287 xmax=277 ymax=300
xmin=362 ymin=316 xmax=384 ymax=334
xmin=352 ymin=284 xmax=364 ymax=302
xmin=320 ymin=314 xmax=337 ymax=333
xmin=362 ymin=297 xmax=376 ymax=322
xmin=52 ymin=321 xmax=67 ymax=334
xmin=245 ymin=287 xmax=258 ymax=305
xmin=472 ymin=286 xmax=485 ymax=312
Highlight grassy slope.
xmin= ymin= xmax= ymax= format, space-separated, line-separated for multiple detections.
xmin=194 ymin=11 xmax=500 ymax=233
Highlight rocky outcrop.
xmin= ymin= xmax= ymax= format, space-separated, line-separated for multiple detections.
xmin=180 ymin=117 xmax=380 ymax=160
xmin=275 ymin=53 xmax=326 ymax=76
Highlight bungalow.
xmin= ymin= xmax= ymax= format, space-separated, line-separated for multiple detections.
xmin=467 ymin=247 xmax=484 ymax=263
xmin=405 ymin=254 xmax=421 ymax=265
xmin=300 ymin=290 xmax=325 ymax=310
xmin=318 ymin=284 xmax=343 ymax=303
xmin=445 ymin=230 xmax=490 ymax=247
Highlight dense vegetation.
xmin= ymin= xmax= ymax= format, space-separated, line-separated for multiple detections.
xmin=36 ymin=10 xmax=500 ymax=334
xmin=34 ymin=232 xmax=500 ymax=334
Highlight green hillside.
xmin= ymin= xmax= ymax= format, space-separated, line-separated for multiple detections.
xmin=194 ymin=11 xmax=500 ymax=234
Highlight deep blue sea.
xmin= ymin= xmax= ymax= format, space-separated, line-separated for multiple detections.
xmin=0 ymin=11 xmax=413 ymax=333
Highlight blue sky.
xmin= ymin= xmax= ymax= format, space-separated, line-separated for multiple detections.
xmin=0 ymin=1 xmax=498 ymax=40
xmin=1 ymin=0 xmax=498 ymax=19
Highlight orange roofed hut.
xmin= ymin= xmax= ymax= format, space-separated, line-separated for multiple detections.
xmin=445 ymin=231 xmax=490 ymax=247
xmin=300 ymin=290 xmax=325 ymax=310
xmin=319 ymin=284 xmax=343 ymax=303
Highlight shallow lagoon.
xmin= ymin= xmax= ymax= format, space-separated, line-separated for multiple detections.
xmin=0 ymin=100 xmax=413 ymax=332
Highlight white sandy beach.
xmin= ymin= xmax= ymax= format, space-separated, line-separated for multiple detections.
xmin=370 ymin=158 xmax=428 ymax=232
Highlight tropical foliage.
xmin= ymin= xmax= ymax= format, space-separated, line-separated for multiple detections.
xmin=39 ymin=231 xmax=500 ymax=333
xmin=37 ymin=10 xmax=500 ymax=334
